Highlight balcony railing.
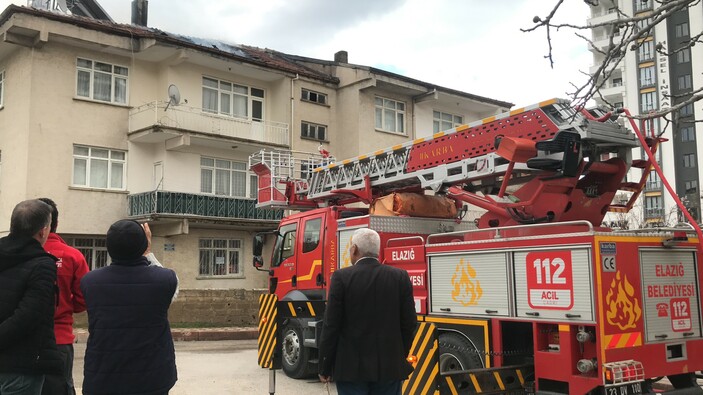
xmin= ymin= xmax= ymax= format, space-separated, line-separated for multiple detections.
xmin=129 ymin=101 xmax=289 ymax=146
xmin=644 ymin=208 xmax=664 ymax=218
xmin=128 ymin=190 xmax=283 ymax=221
xmin=645 ymin=181 xmax=661 ymax=190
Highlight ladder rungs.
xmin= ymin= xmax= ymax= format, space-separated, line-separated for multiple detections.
xmin=619 ymin=182 xmax=641 ymax=192
xmin=631 ymin=159 xmax=649 ymax=169
xmin=608 ymin=204 xmax=629 ymax=213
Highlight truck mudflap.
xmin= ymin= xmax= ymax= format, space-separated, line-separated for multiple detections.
xmin=403 ymin=322 xmax=533 ymax=395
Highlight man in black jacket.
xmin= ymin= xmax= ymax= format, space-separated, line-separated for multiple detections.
xmin=0 ymin=199 xmax=63 ymax=394
xmin=318 ymin=228 xmax=417 ymax=395
xmin=81 ymin=219 xmax=178 ymax=395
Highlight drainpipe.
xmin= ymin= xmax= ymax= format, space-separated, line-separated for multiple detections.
xmin=290 ymin=74 xmax=299 ymax=148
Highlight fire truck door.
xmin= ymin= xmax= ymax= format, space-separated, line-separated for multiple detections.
xmin=297 ymin=213 xmax=326 ymax=290
xmin=270 ymin=221 xmax=298 ymax=296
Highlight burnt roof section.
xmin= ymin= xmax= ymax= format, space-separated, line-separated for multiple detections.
xmin=0 ymin=5 xmax=338 ymax=84
xmin=67 ymin=0 xmax=112 ymax=21
xmin=285 ymin=53 xmax=514 ymax=109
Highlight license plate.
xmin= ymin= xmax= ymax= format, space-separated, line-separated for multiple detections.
xmin=602 ymin=381 xmax=644 ymax=395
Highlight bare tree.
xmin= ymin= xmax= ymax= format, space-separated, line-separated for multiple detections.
xmin=523 ymin=0 xmax=702 ymax=122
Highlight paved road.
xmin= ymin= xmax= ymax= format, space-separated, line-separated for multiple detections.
xmin=73 ymin=339 xmax=337 ymax=395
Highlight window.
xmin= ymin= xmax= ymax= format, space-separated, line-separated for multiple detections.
xmin=636 ymin=17 xmax=652 ymax=32
xmin=683 ymin=153 xmax=696 ymax=168
xmin=0 ymin=70 xmax=4 ymax=107
xmin=433 ymin=111 xmax=463 ymax=133
xmin=76 ymin=58 xmax=128 ymax=104
xmin=685 ymin=180 xmax=698 ymax=195
xmin=301 ymin=121 xmax=327 ymax=141
xmin=302 ymin=218 xmax=322 ymax=253
xmin=678 ymin=74 xmax=692 ymax=90
xmin=675 ymin=22 xmax=689 ymax=38
xmin=614 ymin=102 xmax=624 ymax=109
xmin=635 ymin=0 xmax=651 ymax=12
xmin=375 ymin=96 xmax=405 ymax=134
xmin=612 ymin=77 xmax=623 ymax=87
xmin=199 ymin=239 xmax=241 ymax=276
xmin=681 ymin=126 xmax=695 ymax=142
xmin=67 ymin=237 xmax=109 ymax=270
xmin=644 ymin=195 xmax=662 ymax=217
xmin=676 ymin=48 xmax=691 ymax=64
xmin=72 ymin=145 xmax=125 ymax=189
xmin=202 ymin=77 xmax=264 ymax=121
xmin=272 ymin=223 xmax=297 ymax=267
xmin=646 ymin=171 xmax=661 ymax=190
xmin=200 ymin=157 xmax=256 ymax=198
xmin=679 ymin=103 xmax=694 ymax=117
xmin=640 ymin=92 xmax=657 ymax=112
xmin=638 ymin=41 xmax=654 ymax=61
xmin=301 ymin=88 xmax=327 ymax=105
xmin=639 ymin=66 xmax=655 ymax=86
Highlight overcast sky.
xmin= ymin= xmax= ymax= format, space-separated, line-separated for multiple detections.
xmin=1 ymin=0 xmax=592 ymax=107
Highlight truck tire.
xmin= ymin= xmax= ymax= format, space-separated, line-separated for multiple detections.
xmin=667 ymin=372 xmax=698 ymax=389
xmin=281 ymin=321 xmax=313 ymax=379
xmin=438 ymin=332 xmax=484 ymax=373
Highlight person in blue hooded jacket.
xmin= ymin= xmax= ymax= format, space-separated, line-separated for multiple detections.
xmin=81 ymin=219 xmax=178 ymax=395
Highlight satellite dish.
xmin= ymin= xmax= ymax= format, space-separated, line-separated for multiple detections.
xmin=164 ymin=84 xmax=181 ymax=111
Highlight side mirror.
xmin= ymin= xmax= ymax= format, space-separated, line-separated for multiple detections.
xmin=252 ymin=234 xmax=265 ymax=270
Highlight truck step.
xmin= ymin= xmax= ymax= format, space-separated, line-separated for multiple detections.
xmin=608 ymin=204 xmax=628 ymax=213
xmin=303 ymin=339 xmax=316 ymax=347
xmin=619 ymin=182 xmax=641 ymax=192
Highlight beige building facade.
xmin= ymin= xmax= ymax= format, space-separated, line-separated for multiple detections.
xmin=0 ymin=5 xmax=510 ymax=295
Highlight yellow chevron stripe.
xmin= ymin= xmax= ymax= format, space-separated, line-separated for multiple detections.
xmin=482 ymin=116 xmax=496 ymax=124
xmin=288 ymin=302 xmax=297 ymax=317
xmin=445 ymin=376 xmax=459 ymax=395
xmin=413 ymin=138 xmax=425 ymax=144
xmin=456 ymin=124 xmax=469 ymax=132
xmin=306 ymin=302 xmax=316 ymax=317
xmin=517 ymin=369 xmax=525 ymax=385
xmin=374 ymin=150 xmax=385 ymax=156
xmin=539 ymin=98 xmax=557 ymax=107
xmin=420 ymin=362 xmax=438 ymax=395
xmin=392 ymin=144 xmax=403 ymax=151
xmin=433 ymin=132 xmax=445 ymax=138
xmin=470 ymin=374 xmax=482 ymax=392
xmin=509 ymin=107 xmax=525 ymax=116
xmin=408 ymin=330 xmax=435 ymax=395
xmin=494 ymin=371 xmax=505 ymax=390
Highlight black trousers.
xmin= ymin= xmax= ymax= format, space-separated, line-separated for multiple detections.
xmin=41 ymin=344 xmax=75 ymax=395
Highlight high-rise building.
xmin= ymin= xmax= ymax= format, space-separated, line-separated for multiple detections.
xmin=588 ymin=0 xmax=703 ymax=228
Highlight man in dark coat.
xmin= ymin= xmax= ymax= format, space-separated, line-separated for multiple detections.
xmin=81 ymin=219 xmax=178 ymax=395
xmin=0 ymin=199 xmax=63 ymax=394
xmin=318 ymin=228 xmax=417 ymax=395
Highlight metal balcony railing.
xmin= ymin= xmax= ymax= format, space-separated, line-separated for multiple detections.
xmin=645 ymin=181 xmax=661 ymax=190
xmin=128 ymin=190 xmax=284 ymax=221
xmin=644 ymin=208 xmax=664 ymax=218
xmin=128 ymin=101 xmax=289 ymax=146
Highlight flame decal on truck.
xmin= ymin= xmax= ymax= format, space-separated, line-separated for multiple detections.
xmin=451 ymin=258 xmax=483 ymax=306
xmin=605 ymin=271 xmax=642 ymax=330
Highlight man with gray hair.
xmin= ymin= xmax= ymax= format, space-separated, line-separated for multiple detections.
xmin=318 ymin=228 xmax=416 ymax=395
xmin=0 ymin=199 xmax=63 ymax=394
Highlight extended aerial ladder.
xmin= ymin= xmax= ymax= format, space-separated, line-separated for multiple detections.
xmin=249 ymin=98 xmax=692 ymax=232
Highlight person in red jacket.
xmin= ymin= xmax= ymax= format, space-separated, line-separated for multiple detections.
xmin=39 ymin=198 xmax=89 ymax=395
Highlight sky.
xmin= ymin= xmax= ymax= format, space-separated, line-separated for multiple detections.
xmin=0 ymin=0 xmax=592 ymax=107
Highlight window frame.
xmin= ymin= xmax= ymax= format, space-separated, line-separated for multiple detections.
xmin=639 ymin=65 xmax=656 ymax=86
xmin=301 ymin=88 xmax=328 ymax=105
xmin=683 ymin=153 xmax=696 ymax=168
xmin=685 ymin=180 xmax=698 ymax=195
xmin=66 ymin=237 xmax=109 ymax=270
xmin=72 ymin=145 xmax=126 ymax=190
xmin=640 ymin=91 xmax=657 ymax=112
xmin=75 ymin=58 xmax=129 ymax=104
xmin=675 ymin=22 xmax=689 ymax=38
xmin=678 ymin=74 xmax=692 ymax=90
xmin=433 ymin=110 xmax=464 ymax=133
xmin=198 ymin=238 xmax=243 ymax=277
xmin=0 ymin=70 xmax=4 ymax=108
xmin=676 ymin=48 xmax=691 ymax=64
xmin=374 ymin=96 xmax=406 ymax=135
xmin=301 ymin=121 xmax=328 ymax=142
xmin=201 ymin=76 xmax=265 ymax=121
xmin=680 ymin=103 xmax=694 ymax=117
xmin=200 ymin=156 xmax=257 ymax=199
xmin=681 ymin=126 xmax=695 ymax=142
xmin=638 ymin=40 xmax=654 ymax=61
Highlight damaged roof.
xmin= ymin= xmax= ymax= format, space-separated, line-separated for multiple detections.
xmin=0 ymin=5 xmax=339 ymax=84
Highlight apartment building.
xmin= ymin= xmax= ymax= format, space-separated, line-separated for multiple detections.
xmin=588 ymin=0 xmax=703 ymax=228
xmin=0 ymin=4 xmax=510 ymax=302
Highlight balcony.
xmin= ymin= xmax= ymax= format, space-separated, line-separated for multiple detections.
xmin=128 ymin=101 xmax=289 ymax=148
xmin=645 ymin=181 xmax=661 ymax=191
xmin=588 ymin=8 xmax=620 ymax=25
xmin=128 ymin=190 xmax=284 ymax=224
xmin=644 ymin=207 xmax=664 ymax=218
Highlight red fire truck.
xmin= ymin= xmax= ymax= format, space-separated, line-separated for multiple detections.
xmin=252 ymin=99 xmax=703 ymax=394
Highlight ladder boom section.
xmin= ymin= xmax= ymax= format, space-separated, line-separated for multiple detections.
xmin=307 ymin=99 xmax=637 ymax=201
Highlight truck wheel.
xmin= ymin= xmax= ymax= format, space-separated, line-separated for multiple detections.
xmin=281 ymin=322 xmax=312 ymax=379
xmin=667 ymin=372 xmax=697 ymax=388
xmin=438 ymin=332 xmax=484 ymax=373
